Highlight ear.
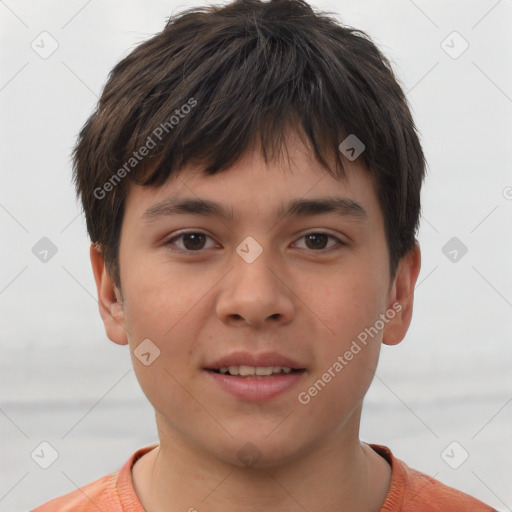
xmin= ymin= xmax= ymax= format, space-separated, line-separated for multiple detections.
xmin=382 ymin=242 xmax=421 ymax=346
xmin=89 ymin=243 xmax=128 ymax=346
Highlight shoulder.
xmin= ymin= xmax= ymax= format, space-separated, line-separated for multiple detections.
xmin=399 ymin=464 xmax=495 ymax=511
xmin=369 ymin=444 xmax=497 ymax=512
xmin=30 ymin=443 xmax=158 ymax=512
xmin=30 ymin=471 xmax=119 ymax=512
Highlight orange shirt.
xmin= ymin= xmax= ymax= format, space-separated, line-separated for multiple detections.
xmin=31 ymin=443 xmax=496 ymax=511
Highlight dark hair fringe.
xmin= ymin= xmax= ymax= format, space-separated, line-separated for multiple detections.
xmin=73 ymin=0 xmax=426 ymax=288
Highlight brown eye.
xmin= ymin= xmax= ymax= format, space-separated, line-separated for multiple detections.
xmin=181 ymin=233 xmax=206 ymax=250
xmin=304 ymin=233 xmax=329 ymax=250
xmin=166 ymin=232 xmax=216 ymax=252
xmin=295 ymin=232 xmax=344 ymax=251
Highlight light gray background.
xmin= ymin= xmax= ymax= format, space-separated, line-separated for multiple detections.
xmin=1 ymin=0 xmax=511 ymax=511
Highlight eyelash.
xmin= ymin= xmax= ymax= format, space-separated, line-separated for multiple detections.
xmin=164 ymin=230 xmax=346 ymax=253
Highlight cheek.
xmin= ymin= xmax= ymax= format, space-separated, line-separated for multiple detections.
xmin=122 ymin=261 xmax=212 ymax=343
xmin=300 ymin=262 xmax=388 ymax=345
xmin=298 ymin=324 xmax=381 ymax=429
xmin=297 ymin=265 xmax=387 ymax=412
xmin=120 ymin=270 xmax=210 ymax=428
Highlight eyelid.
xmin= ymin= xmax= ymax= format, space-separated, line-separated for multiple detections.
xmin=165 ymin=229 xmax=346 ymax=252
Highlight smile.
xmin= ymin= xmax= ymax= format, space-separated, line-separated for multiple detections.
xmin=205 ymin=368 xmax=307 ymax=400
xmin=215 ymin=365 xmax=295 ymax=377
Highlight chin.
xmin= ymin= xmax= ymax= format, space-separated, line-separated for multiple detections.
xmin=210 ymin=431 xmax=313 ymax=470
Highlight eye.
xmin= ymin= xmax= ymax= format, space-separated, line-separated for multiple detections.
xmin=165 ymin=231 xmax=217 ymax=252
xmin=164 ymin=230 xmax=345 ymax=253
xmin=293 ymin=232 xmax=345 ymax=251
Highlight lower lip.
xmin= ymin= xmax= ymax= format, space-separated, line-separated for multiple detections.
xmin=205 ymin=370 xmax=306 ymax=401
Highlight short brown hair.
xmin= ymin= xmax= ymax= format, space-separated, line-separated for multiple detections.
xmin=73 ymin=0 xmax=426 ymax=289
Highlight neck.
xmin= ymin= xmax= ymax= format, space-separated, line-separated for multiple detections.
xmin=132 ymin=413 xmax=391 ymax=512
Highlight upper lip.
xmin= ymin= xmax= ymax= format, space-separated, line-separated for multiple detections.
xmin=205 ymin=351 xmax=305 ymax=370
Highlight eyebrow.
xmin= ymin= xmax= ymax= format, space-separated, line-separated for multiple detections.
xmin=142 ymin=196 xmax=368 ymax=223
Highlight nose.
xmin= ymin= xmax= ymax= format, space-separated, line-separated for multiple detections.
xmin=215 ymin=246 xmax=295 ymax=328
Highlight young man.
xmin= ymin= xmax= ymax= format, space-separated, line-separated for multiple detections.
xmin=32 ymin=0 xmax=496 ymax=510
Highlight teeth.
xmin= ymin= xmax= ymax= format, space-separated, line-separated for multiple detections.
xmin=218 ymin=366 xmax=293 ymax=376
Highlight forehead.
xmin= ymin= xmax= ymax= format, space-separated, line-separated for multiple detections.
xmin=122 ymin=131 xmax=382 ymax=227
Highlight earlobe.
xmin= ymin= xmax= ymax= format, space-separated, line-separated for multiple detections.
xmin=89 ymin=244 xmax=128 ymax=346
xmin=382 ymin=242 xmax=421 ymax=346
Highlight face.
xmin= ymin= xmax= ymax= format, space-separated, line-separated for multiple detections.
xmin=92 ymin=130 xmax=420 ymax=468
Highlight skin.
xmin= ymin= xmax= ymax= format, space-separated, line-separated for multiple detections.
xmin=91 ymin=129 xmax=421 ymax=512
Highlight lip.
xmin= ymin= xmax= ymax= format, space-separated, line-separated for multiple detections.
xmin=205 ymin=369 xmax=307 ymax=401
xmin=204 ymin=351 xmax=305 ymax=370
xmin=203 ymin=351 xmax=307 ymax=402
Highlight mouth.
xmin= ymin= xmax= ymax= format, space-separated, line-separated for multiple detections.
xmin=207 ymin=366 xmax=306 ymax=379
xmin=203 ymin=352 xmax=307 ymax=401
xmin=204 ymin=351 xmax=306 ymax=378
